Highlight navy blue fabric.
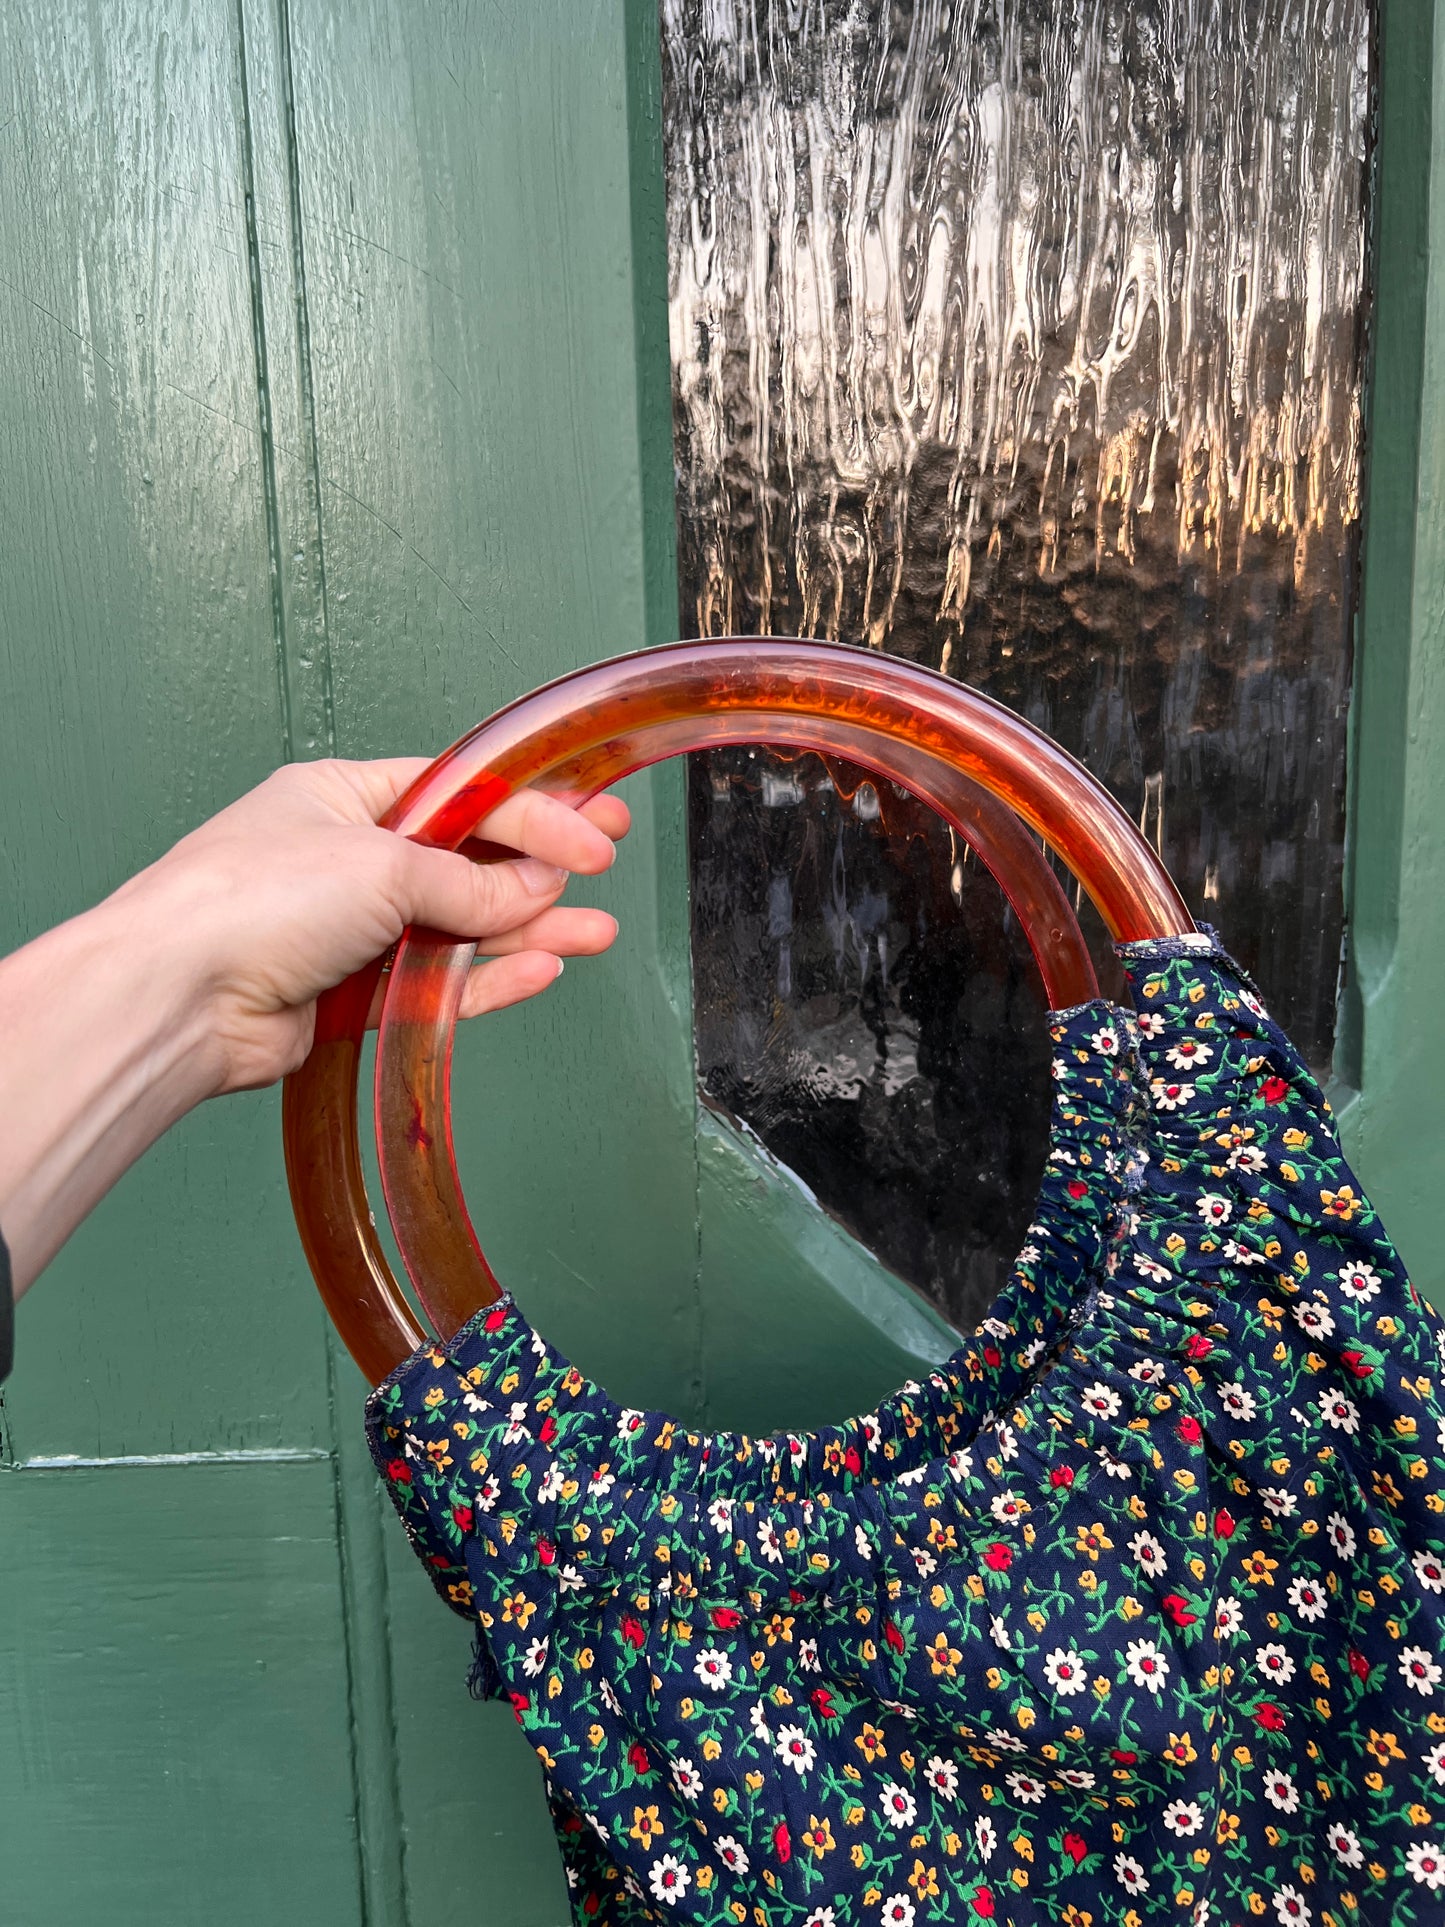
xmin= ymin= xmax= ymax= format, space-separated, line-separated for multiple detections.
xmin=368 ymin=937 xmax=1445 ymax=1924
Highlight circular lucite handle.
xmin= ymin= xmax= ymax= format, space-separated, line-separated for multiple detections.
xmin=284 ymin=639 xmax=1194 ymax=1383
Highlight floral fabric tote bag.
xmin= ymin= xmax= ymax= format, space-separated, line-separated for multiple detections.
xmin=366 ymin=932 xmax=1445 ymax=1926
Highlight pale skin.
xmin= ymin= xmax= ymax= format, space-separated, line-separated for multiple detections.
xmin=0 ymin=758 xmax=629 ymax=1298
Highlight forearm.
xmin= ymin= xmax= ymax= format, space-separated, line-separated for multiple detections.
xmin=0 ymin=877 xmax=217 ymax=1294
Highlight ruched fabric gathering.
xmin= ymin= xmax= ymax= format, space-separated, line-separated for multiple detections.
xmin=367 ymin=937 xmax=1445 ymax=1926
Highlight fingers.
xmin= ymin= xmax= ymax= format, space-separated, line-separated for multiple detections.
xmin=457 ymin=951 xmax=567 ymax=1020
xmin=578 ymin=792 xmax=631 ymax=842
xmin=318 ymin=759 xmax=632 ymax=869
xmin=473 ymin=904 xmax=618 ymax=959
xmin=475 ymin=788 xmax=624 ymax=875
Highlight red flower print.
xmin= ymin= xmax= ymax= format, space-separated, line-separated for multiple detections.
xmin=451 ymin=1504 xmax=474 ymax=1532
xmin=884 ymin=1619 xmax=906 ymax=1653
xmin=582 ymin=1894 xmax=601 ymax=1918
xmin=971 ymin=1885 xmax=996 ymax=1917
xmin=628 ymin=1741 xmax=653 ymax=1776
xmin=1214 ymin=1508 xmax=1237 ymax=1540
xmin=538 ymin=1415 xmax=558 ymax=1445
xmin=1050 ymin=1465 xmax=1076 ymax=1489
xmin=844 ymin=1446 xmax=863 ymax=1474
xmin=1184 ymin=1333 xmax=1213 ymax=1360
xmin=773 ymin=1821 xmax=791 ymax=1864
xmin=1066 ymin=1179 xmax=1088 ymax=1200
xmin=983 ymin=1346 xmax=1002 ymax=1367
xmin=984 ymin=1543 xmax=1014 ymax=1571
xmin=1262 ymin=1076 xmax=1289 ymax=1104
xmin=1161 ymin=1594 xmax=1198 ymax=1627
xmin=710 ymin=1606 xmax=743 ymax=1630
xmin=1349 ymin=1648 xmax=1371 ymax=1681
xmin=1177 ymin=1414 xmax=1203 ymax=1445
xmin=536 ymin=1536 xmax=555 ymax=1566
xmin=621 ymin=1616 xmax=646 ymax=1649
xmin=484 ymin=1304 xmax=508 ymax=1331
xmin=1110 ymin=1750 xmax=1138 ymax=1765
xmin=386 ymin=1459 xmax=412 ymax=1485
xmin=810 ymin=1687 xmax=839 ymax=1720
xmin=1253 ymin=1702 xmax=1286 ymax=1732
xmin=508 ymin=1691 xmax=530 ymax=1723
xmin=1341 ymin=1350 xmax=1375 ymax=1380
xmin=1062 ymin=1831 xmax=1088 ymax=1865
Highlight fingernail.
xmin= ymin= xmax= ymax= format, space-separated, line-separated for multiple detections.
xmin=553 ymin=956 xmax=565 ymax=979
xmin=516 ymin=860 xmax=568 ymax=895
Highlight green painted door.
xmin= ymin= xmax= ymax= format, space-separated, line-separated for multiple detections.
xmin=0 ymin=5 xmax=949 ymax=1921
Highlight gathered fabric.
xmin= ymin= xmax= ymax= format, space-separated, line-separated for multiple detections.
xmin=366 ymin=935 xmax=1445 ymax=1926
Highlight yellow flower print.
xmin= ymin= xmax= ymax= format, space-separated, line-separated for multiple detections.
xmin=1366 ymin=1730 xmax=1406 ymax=1767
xmin=501 ymin=1591 xmax=536 ymax=1629
xmin=425 ymin=1439 xmax=453 ymax=1469
xmin=629 ymin=1806 xmax=664 ymax=1848
xmin=927 ymin=1632 xmax=962 ymax=1678
xmin=1320 ymin=1185 xmax=1361 ymax=1221
xmin=801 ymin=1816 xmax=835 ymax=1858
xmin=1217 ymin=1812 xmax=1241 ymax=1844
xmin=763 ymin=1614 xmax=794 ymax=1646
xmin=423 ymin=1385 xmax=446 ymax=1409
xmin=1076 ymin=1523 xmax=1114 ymax=1562
xmin=1241 ymin=1551 xmax=1278 ymax=1586
xmin=1408 ymin=1804 xmax=1433 ymax=1826
xmin=855 ymin=1723 xmax=887 ymax=1763
xmin=446 ymin=1580 xmax=474 ymax=1608
xmin=908 ymin=1860 xmax=941 ymax=1899
xmin=1165 ymin=1732 xmax=1197 ymax=1767
xmin=1062 ymin=1909 xmax=1094 ymax=1927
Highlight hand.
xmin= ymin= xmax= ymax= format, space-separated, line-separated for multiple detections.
xmin=111 ymin=757 xmax=630 ymax=1095
xmin=0 ymin=758 xmax=629 ymax=1292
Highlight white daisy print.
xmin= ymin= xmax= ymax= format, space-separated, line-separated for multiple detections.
xmin=1044 ymin=1648 xmax=1088 ymax=1696
xmin=1318 ymin=1390 xmax=1360 ymax=1434
xmin=1327 ymin=1822 xmax=1363 ymax=1867
xmin=1326 ymin=1513 xmax=1357 ymax=1559
xmin=1128 ymin=1530 xmax=1168 ymax=1578
xmin=879 ymin=1783 xmax=917 ymax=1829
xmin=1124 ymin=1640 xmax=1170 ymax=1695
xmin=694 ymin=1648 xmax=732 ymax=1691
xmin=1286 ymin=1576 xmax=1328 ymax=1622
xmin=1406 ymin=1842 xmax=1445 ymax=1891
xmin=1004 ymin=1771 xmax=1046 ymax=1804
xmin=774 ymin=1725 xmax=815 ymax=1775
xmin=1163 ymin=1799 xmax=1205 ymax=1836
xmin=1151 ymin=1078 xmax=1195 ymax=1110
xmin=1255 ymin=1644 xmax=1296 ymax=1687
xmin=1335 ymin=1261 xmax=1381 ymax=1303
xmin=1219 ymin=1381 xmax=1258 ymax=1422
xmin=1401 ymin=1647 xmax=1443 ymax=1695
xmin=648 ymin=1855 xmax=690 ymax=1906
xmin=1114 ymin=1854 xmax=1149 ymax=1894
xmin=715 ymin=1836 xmax=749 ymax=1875
xmin=1262 ymin=1769 xmax=1299 ymax=1813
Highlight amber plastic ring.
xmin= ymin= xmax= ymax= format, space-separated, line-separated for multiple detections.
xmin=283 ymin=638 xmax=1194 ymax=1383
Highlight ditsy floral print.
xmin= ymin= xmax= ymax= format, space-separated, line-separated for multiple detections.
xmin=367 ymin=936 xmax=1445 ymax=1925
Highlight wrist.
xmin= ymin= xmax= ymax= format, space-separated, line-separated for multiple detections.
xmin=0 ymin=881 xmax=224 ymax=1290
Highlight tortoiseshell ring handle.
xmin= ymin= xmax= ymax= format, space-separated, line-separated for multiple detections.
xmin=283 ymin=639 xmax=1194 ymax=1383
